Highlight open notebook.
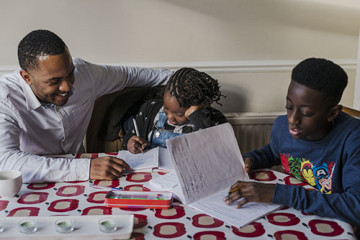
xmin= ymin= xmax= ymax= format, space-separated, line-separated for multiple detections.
xmin=145 ymin=123 xmax=281 ymax=228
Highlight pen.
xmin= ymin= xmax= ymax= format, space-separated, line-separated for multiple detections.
xmin=90 ymin=183 xmax=123 ymax=191
xmin=133 ymin=118 xmax=140 ymax=136
xmin=132 ymin=118 xmax=144 ymax=153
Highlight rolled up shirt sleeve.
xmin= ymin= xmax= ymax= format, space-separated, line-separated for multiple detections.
xmin=0 ymin=86 xmax=92 ymax=183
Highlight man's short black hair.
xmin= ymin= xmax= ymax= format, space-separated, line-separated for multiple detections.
xmin=292 ymin=58 xmax=348 ymax=105
xmin=18 ymin=29 xmax=67 ymax=71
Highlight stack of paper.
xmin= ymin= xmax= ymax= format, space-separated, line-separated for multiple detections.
xmin=156 ymin=147 xmax=174 ymax=172
xmin=145 ymin=171 xmax=184 ymax=201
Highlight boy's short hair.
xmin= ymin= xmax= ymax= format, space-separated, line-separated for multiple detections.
xmin=291 ymin=58 xmax=348 ymax=105
xmin=166 ymin=67 xmax=223 ymax=108
xmin=18 ymin=29 xmax=67 ymax=71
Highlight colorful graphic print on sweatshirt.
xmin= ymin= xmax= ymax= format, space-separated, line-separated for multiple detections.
xmin=280 ymin=153 xmax=334 ymax=194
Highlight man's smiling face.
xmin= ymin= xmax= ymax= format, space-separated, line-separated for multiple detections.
xmin=20 ymin=47 xmax=75 ymax=106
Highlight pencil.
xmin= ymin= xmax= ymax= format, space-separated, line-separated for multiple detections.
xmin=228 ymin=186 xmax=241 ymax=195
xmin=90 ymin=184 xmax=123 ymax=191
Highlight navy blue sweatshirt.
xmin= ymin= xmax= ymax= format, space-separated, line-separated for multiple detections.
xmin=245 ymin=112 xmax=360 ymax=228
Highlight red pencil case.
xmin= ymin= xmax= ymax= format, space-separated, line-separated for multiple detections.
xmin=104 ymin=190 xmax=173 ymax=209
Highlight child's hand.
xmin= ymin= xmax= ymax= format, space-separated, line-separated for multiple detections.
xmin=127 ymin=136 xmax=147 ymax=154
xmin=185 ymin=105 xmax=200 ymax=118
xmin=244 ymin=157 xmax=252 ymax=173
xmin=223 ymin=181 xmax=275 ymax=208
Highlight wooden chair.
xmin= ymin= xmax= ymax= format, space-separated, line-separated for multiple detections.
xmin=342 ymin=106 xmax=360 ymax=118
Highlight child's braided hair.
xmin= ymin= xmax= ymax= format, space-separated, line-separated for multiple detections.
xmin=165 ymin=67 xmax=224 ymax=108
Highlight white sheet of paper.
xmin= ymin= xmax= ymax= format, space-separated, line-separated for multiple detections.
xmin=144 ymin=171 xmax=185 ymax=201
xmin=189 ymin=188 xmax=281 ymax=227
xmin=166 ymin=123 xmax=249 ymax=204
xmin=117 ymin=147 xmax=159 ymax=170
xmin=158 ymin=147 xmax=174 ymax=171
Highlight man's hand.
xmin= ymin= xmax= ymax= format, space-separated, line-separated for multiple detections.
xmin=89 ymin=156 xmax=131 ymax=180
xmin=127 ymin=136 xmax=147 ymax=154
xmin=185 ymin=105 xmax=200 ymax=118
xmin=244 ymin=157 xmax=252 ymax=173
xmin=224 ymin=181 xmax=275 ymax=208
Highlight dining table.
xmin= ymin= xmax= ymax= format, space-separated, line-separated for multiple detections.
xmin=0 ymin=152 xmax=356 ymax=240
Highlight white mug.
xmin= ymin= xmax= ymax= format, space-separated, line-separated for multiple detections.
xmin=0 ymin=170 xmax=22 ymax=197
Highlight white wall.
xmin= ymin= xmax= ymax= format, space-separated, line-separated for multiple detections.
xmin=0 ymin=0 xmax=359 ymax=112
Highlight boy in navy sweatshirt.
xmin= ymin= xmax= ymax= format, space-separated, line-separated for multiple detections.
xmin=225 ymin=58 xmax=360 ymax=235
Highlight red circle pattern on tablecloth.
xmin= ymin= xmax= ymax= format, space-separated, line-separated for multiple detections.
xmin=274 ymin=230 xmax=308 ymax=240
xmin=155 ymin=205 xmax=185 ymax=219
xmin=267 ymin=212 xmax=301 ymax=226
xmin=153 ymin=222 xmax=186 ymax=238
xmin=232 ymin=222 xmax=266 ymax=237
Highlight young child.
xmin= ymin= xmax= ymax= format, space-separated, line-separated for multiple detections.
xmin=224 ymin=58 xmax=360 ymax=234
xmin=123 ymin=67 xmax=227 ymax=153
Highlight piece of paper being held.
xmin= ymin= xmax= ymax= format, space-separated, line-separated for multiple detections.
xmin=159 ymin=123 xmax=281 ymax=228
xmin=116 ymin=147 xmax=159 ymax=171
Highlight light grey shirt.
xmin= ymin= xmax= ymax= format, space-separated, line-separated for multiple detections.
xmin=0 ymin=58 xmax=171 ymax=183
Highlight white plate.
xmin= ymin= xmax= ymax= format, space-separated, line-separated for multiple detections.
xmin=0 ymin=214 xmax=134 ymax=239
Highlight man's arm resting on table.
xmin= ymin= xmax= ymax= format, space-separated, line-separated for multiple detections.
xmin=0 ymin=149 xmax=90 ymax=183
xmin=0 ymin=100 xmax=91 ymax=183
xmin=0 ymin=151 xmax=132 ymax=183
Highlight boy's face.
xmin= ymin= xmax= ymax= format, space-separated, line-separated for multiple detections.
xmin=163 ymin=91 xmax=189 ymax=126
xmin=286 ymin=80 xmax=335 ymax=141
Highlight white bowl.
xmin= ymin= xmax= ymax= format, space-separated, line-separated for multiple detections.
xmin=0 ymin=170 xmax=22 ymax=197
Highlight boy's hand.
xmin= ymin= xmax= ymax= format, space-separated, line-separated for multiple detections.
xmin=244 ymin=157 xmax=252 ymax=173
xmin=89 ymin=156 xmax=130 ymax=180
xmin=223 ymin=181 xmax=275 ymax=208
xmin=185 ymin=105 xmax=200 ymax=118
xmin=127 ymin=136 xmax=147 ymax=154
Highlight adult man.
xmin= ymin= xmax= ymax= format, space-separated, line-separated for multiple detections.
xmin=0 ymin=30 xmax=171 ymax=183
